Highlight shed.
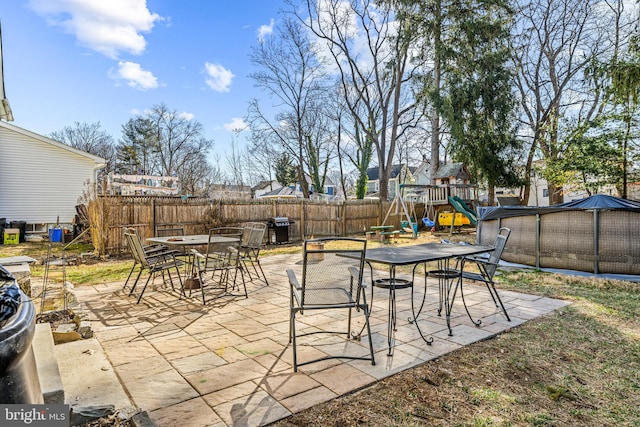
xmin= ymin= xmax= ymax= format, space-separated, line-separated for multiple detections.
xmin=476 ymin=194 xmax=640 ymax=275
xmin=0 ymin=121 xmax=105 ymax=232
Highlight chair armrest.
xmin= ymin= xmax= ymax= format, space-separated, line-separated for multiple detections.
xmin=147 ymin=249 xmax=179 ymax=262
xmin=471 ymin=257 xmax=498 ymax=268
xmin=348 ymin=266 xmax=368 ymax=289
xmin=190 ymin=248 xmax=204 ymax=258
xmin=144 ymin=244 xmax=170 ymax=255
xmin=286 ymin=269 xmax=301 ymax=290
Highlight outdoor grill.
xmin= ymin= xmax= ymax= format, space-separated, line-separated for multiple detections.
xmin=267 ymin=216 xmax=291 ymax=244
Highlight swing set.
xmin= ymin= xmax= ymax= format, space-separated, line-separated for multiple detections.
xmin=380 ymin=184 xmax=437 ymax=238
xmin=380 ymin=184 xmax=476 ymax=236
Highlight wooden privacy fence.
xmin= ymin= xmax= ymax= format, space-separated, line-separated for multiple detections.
xmin=88 ymin=196 xmax=396 ymax=254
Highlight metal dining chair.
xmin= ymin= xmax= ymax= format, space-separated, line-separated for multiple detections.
xmin=286 ymin=237 xmax=375 ymax=372
xmin=240 ymin=223 xmax=269 ymax=285
xmin=190 ymin=228 xmax=246 ymax=303
xmin=123 ymin=230 xmax=185 ymax=304
xmin=450 ymin=227 xmax=512 ymax=325
xmin=122 ymin=227 xmax=173 ymax=292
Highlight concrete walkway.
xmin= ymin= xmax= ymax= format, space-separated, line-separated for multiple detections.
xmin=72 ymin=253 xmax=568 ymax=426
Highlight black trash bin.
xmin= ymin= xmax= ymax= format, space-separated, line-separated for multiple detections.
xmin=0 ymin=267 xmax=43 ymax=404
xmin=0 ymin=218 xmax=5 ymax=244
xmin=9 ymin=221 xmax=27 ymax=243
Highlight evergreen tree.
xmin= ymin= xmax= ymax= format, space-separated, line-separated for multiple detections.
xmin=439 ymin=0 xmax=523 ymax=205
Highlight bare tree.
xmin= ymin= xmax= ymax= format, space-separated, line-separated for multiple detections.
xmin=245 ymin=134 xmax=280 ymax=187
xmin=224 ymin=133 xmax=247 ymax=187
xmin=50 ymin=121 xmax=117 ymax=173
xmin=248 ymin=16 xmax=333 ymax=198
xmin=180 ymin=151 xmax=221 ymax=196
xmin=295 ymin=0 xmax=426 ymax=200
xmin=511 ymin=0 xmax=613 ymax=204
xmin=117 ymin=103 xmax=214 ymax=194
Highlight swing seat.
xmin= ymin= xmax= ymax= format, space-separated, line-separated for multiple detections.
xmin=422 ymin=217 xmax=435 ymax=227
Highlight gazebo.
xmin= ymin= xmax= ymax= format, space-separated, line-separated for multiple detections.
xmin=476 ymin=194 xmax=640 ymax=275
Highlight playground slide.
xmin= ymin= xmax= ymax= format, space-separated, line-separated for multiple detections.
xmin=448 ymin=196 xmax=477 ymax=225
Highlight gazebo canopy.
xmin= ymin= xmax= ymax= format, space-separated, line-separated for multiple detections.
xmin=478 ymin=194 xmax=640 ymax=221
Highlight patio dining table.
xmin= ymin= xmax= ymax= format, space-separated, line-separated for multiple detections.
xmin=358 ymin=242 xmax=495 ymax=356
xmin=146 ymin=234 xmax=239 ymax=289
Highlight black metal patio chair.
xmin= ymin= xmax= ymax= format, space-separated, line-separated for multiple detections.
xmin=287 ymin=237 xmax=375 ymax=372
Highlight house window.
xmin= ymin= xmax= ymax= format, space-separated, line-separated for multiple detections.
xmin=542 ymin=189 xmax=549 ymax=197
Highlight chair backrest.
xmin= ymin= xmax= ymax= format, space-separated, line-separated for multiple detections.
xmin=156 ymin=226 xmax=184 ymax=237
xmin=209 ymin=227 xmax=244 ymax=238
xmin=204 ymin=228 xmax=243 ymax=267
xmin=124 ymin=231 xmax=150 ymax=268
xmin=246 ymin=223 xmax=266 ymax=249
xmin=300 ymin=237 xmax=367 ymax=307
xmin=485 ymin=227 xmax=511 ymax=277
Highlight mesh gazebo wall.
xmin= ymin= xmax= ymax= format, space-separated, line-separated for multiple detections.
xmin=477 ymin=208 xmax=640 ymax=275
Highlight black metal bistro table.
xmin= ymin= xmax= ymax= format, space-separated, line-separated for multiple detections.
xmin=358 ymin=242 xmax=495 ymax=356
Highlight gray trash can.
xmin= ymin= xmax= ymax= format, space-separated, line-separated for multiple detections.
xmin=0 ymin=267 xmax=43 ymax=403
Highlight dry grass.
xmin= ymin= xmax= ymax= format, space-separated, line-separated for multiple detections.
xmin=273 ymin=267 xmax=640 ymax=426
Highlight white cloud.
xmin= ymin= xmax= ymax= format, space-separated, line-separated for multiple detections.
xmin=28 ymin=0 xmax=162 ymax=59
xmin=223 ymin=118 xmax=248 ymax=132
xmin=110 ymin=61 xmax=158 ymax=90
xmin=204 ymin=62 xmax=234 ymax=92
xmin=179 ymin=112 xmax=194 ymax=121
xmin=257 ymin=18 xmax=274 ymax=43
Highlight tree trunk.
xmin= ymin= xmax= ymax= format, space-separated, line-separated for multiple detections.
xmin=548 ymin=183 xmax=564 ymax=205
xmin=430 ymin=1 xmax=442 ymax=185
xmin=488 ymin=184 xmax=496 ymax=206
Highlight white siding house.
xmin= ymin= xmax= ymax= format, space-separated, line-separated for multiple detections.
xmin=0 ymin=121 xmax=105 ymax=229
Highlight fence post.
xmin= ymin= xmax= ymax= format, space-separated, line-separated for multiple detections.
xmin=300 ymin=199 xmax=306 ymax=240
xmin=341 ymin=201 xmax=346 ymax=236
xmin=150 ymin=198 xmax=156 ymax=237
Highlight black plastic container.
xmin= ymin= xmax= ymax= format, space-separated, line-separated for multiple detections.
xmin=9 ymin=221 xmax=27 ymax=243
xmin=0 ymin=280 xmax=43 ymax=403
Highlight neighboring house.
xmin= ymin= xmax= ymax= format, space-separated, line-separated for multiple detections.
xmin=207 ymin=183 xmax=252 ymax=200
xmin=258 ymin=176 xmax=337 ymax=199
xmin=493 ymin=160 xmax=618 ymax=207
xmin=292 ymin=175 xmax=337 ymax=199
xmin=252 ymin=180 xmax=283 ymax=199
xmin=107 ymin=174 xmax=179 ymax=196
xmin=0 ymin=120 xmax=105 ymax=234
xmin=258 ymin=186 xmax=299 ymax=199
xmin=413 ymin=160 xmax=431 ymax=185
xmin=366 ymin=164 xmax=418 ymax=200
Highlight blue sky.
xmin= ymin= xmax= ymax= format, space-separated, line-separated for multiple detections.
xmin=1 ymin=0 xmax=284 ymax=162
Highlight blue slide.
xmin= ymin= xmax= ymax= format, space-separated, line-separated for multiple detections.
xmin=448 ymin=196 xmax=477 ymax=225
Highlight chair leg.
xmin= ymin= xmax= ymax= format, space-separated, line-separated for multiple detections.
xmin=136 ymin=274 xmax=154 ymax=304
xmin=172 ymin=265 xmax=184 ymax=298
xmin=232 ymin=266 xmax=248 ymax=298
xmin=361 ymin=291 xmax=376 ymax=366
xmin=486 ymin=280 xmax=511 ymax=321
xmin=128 ymin=270 xmax=144 ymax=296
xmin=291 ymin=308 xmax=298 ymax=372
xmin=123 ymin=262 xmax=138 ymax=291
xmin=255 ymin=259 xmax=269 ymax=286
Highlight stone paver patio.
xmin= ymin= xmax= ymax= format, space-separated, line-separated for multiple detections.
xmin=73 ymin=252 xmax=569 ymax=426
